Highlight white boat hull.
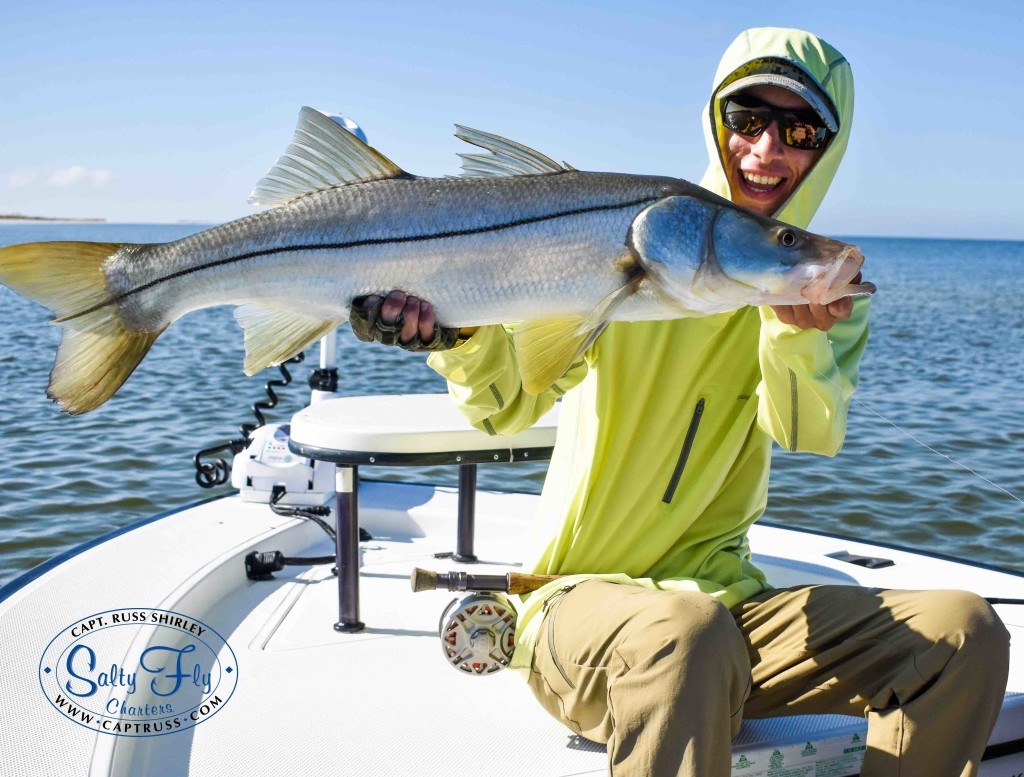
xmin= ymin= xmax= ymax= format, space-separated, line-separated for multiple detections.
xmin=2 ymin=481 xmax=1022 ymax=776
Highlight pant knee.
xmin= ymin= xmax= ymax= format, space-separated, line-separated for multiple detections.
xmin=913 ymin=590 xmax=1010 ymax=690
xmin=949 ymin=591 xmax=1010 ymax=668
xmin=921 ymin=590 xmax=1008 ymax=646
xmin=623 ymin=593 xmax=750 ymax=692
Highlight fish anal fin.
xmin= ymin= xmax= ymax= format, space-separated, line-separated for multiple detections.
xmin=513 ymin=316 xmax=593 ymax=395
xmin=249 ymin=107 xmax=408 ymax=207
xmin=234 ymin=304 xmax=342 ymax=375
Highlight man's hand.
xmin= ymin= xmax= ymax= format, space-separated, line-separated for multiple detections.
xmin=350 ymin=291 xmax=463 ymax=351
xmin=772 ymin=272 xmax=864 ymax=331
xmin=771 ymin=297 xmax=853 ymax=331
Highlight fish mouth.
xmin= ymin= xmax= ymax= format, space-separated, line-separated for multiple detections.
xmin=801 ymin=245 xmax=876 ymax=305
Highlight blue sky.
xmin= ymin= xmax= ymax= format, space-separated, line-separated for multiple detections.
xmin=2 ymin=1 xmax=1021 ymax=239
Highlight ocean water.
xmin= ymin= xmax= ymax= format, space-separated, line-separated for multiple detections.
xmin=0 ymin=223 xmax=1021 ymax=587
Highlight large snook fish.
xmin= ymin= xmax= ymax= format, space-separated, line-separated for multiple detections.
xmin=0 ymin=107 xmax=873 ymax=414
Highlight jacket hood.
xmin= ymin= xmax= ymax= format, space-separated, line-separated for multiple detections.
xmin=699 ymin=27 xmax=854 ymax=229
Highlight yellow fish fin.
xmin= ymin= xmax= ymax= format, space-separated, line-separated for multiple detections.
xmin=513 ymin=278 xmax=640 ymax=394
xmin=50 ymin=315 xmax=163 ymax=415
xmin=512 ymin=316 xmax=593 ymax=395
xmin=233 ymin=304 xmax=341 ymax=375
xmin=0 ymin=240 xmax=163 ymax=414
xmin=0 ymin=241 xmax=121 ymax=319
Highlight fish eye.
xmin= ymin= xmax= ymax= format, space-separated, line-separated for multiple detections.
xmin=778 ymin=230 xmax=798 ymax=248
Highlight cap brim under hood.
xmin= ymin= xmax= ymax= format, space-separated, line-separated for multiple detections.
xmin=699 ymin=27 xmax=855 ymax=230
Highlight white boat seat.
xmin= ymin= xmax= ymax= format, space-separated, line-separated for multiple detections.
xmin=290 ymin=393 xmax=559 ymax=464
xmin=288 ymin=393 xmax=559 ymax=631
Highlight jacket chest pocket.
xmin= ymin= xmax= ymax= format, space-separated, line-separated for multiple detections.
xmin=662 ymin=397 xmax=706 ymax=504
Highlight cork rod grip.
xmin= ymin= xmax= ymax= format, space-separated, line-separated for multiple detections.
xmin=506 ymin=572 xmax=564 ymax=594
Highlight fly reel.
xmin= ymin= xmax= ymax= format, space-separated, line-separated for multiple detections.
xmin=439 ymin=592 xmax=517 ymax=676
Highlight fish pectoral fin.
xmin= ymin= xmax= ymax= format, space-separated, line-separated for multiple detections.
xmin=513 ymin=278 xmax=639 ymax=394
xmin=455 ymin=126 xmax=570 ymax=178
xmin=249 ymin=107 xmax=409 ymax=207
xmin=234 ymin=305 xmax=342 ymax=375
xmin=513 ymin=316 xmax=594 ymax=395
xmin=576 ymin=277 xmax=637 ymax=336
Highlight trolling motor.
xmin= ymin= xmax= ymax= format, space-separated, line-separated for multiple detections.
xmin=410 ymin=568 xmax=562 ymax=676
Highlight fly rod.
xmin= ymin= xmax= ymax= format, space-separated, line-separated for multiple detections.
xmin=410 ymin=567 xmax=563 ymax=595
xmin=411 ymin=567 xmax=566 ymax=676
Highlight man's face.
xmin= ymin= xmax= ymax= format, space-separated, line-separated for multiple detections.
xmin=721 ymin=85 xmax=824 ymax=217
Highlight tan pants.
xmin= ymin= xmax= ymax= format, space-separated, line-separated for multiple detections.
xmin=526 ymin=581 xmax=1010 ymax=777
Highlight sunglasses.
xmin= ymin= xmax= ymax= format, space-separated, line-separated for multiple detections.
xmin=721 ymin=96 xmax=831 ymax=151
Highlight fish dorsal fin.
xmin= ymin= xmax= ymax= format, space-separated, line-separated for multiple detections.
xmin=249 ymin=107 xmax=407 ymax=206
xmin=455 ymin=125 xmax=570 ymax=178
xmin=234 ymin=304 xmax=342 ymax=375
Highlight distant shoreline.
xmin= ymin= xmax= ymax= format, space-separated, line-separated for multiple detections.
xmin=0 ymin=216 xmax=1018 ymax=243
xmin=0 ymin=214 xmax=106 ymax=223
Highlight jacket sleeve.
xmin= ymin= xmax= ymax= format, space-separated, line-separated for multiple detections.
xmin=755 ymin=298 xmax=870 ymax=456
xmin=426 ymin=325 xmax=590 ymax=436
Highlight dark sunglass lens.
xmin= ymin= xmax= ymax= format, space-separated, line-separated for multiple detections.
xmin=783 ymin=120 xmax=828 ymax=150
xmin=723 ymin=102 xmax=768 ymax=137
xmin=723 ymin=97 xmax=831 ymax=149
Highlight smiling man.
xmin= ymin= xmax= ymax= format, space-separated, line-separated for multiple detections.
xmin=719 ymin=85 xmax=832 ymax=215
xmin=715 ymin=61 xmax=857 ymax=332
xmin=357 ymin=27 xmax=1009 ymax=777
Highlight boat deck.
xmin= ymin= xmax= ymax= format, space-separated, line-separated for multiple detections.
xmin=2 ymin=481 xmax=1022 ymax=776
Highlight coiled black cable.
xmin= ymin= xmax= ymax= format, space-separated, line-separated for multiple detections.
xmin=193 ymin=353 xmax=305 ymax=488
xmin=193 ymin=440 xmax=245 ymax=488
xmin=239 ymin=353 xmax=305 ymax=438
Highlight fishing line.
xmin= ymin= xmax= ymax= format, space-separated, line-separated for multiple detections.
xmin=810 ymin=365 xmax=1024 ymax=508
xmin=847 ymin=395 xmax=1024 ymax=508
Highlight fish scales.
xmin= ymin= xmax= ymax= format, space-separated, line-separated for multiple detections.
xmin=0 ymin=110 xmax=870 ymax=413
xmin=108 ymin=172 xmax=689 ymax=331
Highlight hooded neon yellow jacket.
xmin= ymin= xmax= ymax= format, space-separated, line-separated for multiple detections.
xmin=428 ymin=27 xmax=868 ymax=677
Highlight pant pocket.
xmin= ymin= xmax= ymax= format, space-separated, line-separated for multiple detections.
xmin=527 ymin=587 xmax=611 ymax=738
xmin=527 ymin=629 xmax=584 ymax=735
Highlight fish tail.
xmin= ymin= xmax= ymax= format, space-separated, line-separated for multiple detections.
xmin=0 ymin=241 xmax=164 ymax=414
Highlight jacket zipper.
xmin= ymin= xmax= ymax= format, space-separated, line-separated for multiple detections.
xmin=662 ymin=397 xmax=705 ymax=504
xmin=543 ymin=585 xmax=578 ymax=689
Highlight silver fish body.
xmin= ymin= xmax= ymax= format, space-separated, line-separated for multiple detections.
xmin=108 ymin=172 xmax=692 ymax=332
xmin=0 ymin=108 xmax=872 ymax=414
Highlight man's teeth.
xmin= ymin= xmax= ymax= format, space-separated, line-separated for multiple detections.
xmin=742 ymin=172 xmax=782 ymax=187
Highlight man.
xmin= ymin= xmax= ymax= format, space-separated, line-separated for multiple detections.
xmin=353 ymin=28 xmax=1009 ymax=777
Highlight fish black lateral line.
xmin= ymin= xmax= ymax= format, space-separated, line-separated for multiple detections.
xmin=59 ymin=193 xmax=665 ymax=324
xmin=0 ymin=107 xmax=872 ymax=415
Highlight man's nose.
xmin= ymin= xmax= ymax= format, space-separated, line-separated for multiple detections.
xmin=751 ymin=120 xmax=785 ymax=161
